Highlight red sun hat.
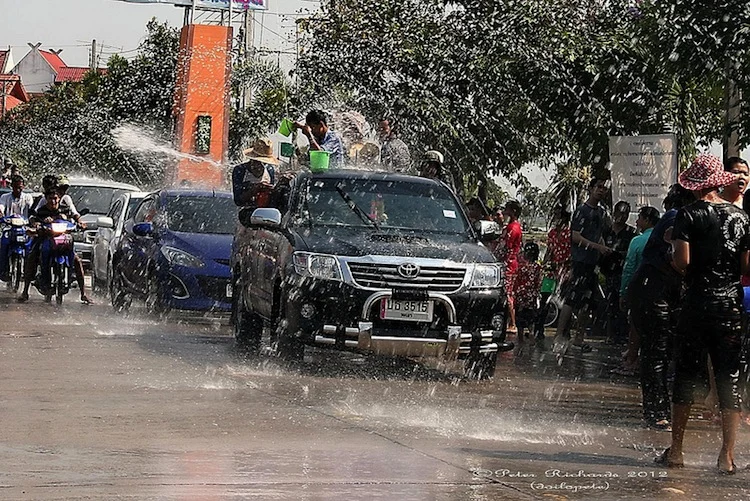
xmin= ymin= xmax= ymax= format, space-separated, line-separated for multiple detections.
xmin=678 ymin=154 xmax=736 ymax=191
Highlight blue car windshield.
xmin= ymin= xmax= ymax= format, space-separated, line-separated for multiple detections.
xmin=301 ymin=178 xmax=469 ymax=234
xmin=164 ymin=195 xmax=236 ymax=234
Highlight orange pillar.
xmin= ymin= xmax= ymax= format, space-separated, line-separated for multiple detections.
xmin=173 ymin=24 xmax=232 ymax=187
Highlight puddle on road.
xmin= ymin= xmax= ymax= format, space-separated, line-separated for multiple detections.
xmin=330 ymin=398 xmax=606 ymax=446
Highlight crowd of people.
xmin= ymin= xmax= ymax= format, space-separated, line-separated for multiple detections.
xmin=455 ymin=152 xmax=750 ymax=476
xmin=538 ymin=154 xmax=750 ymax=476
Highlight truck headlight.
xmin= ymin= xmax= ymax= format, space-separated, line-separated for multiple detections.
xmin=293 ymin=252 xmax=342 ymax=281
xmin=161 ymin=246 xmax=205 ymax=268
xmin=470 ymin=264 xmax=501 ymax=288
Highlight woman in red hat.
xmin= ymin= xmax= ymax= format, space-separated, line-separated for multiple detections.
xmin=655 ymin=154 xmax=750 ymax=474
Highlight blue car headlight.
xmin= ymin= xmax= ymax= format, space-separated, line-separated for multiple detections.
xmin=292 ymin=252 xmax=342 ymax=281
xmin=161 ymin=245 xmax=205 ymax=268
xmin=470 ymin=264 xmax=501 ymax=288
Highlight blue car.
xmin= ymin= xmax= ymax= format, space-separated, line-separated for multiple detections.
xmin=110 ymin=189 xmax=236 ymax=314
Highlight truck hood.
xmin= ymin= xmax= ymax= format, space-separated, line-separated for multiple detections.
xmin=295 ymin=226 xmax=495 ymax=264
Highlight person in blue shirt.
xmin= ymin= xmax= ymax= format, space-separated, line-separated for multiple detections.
xmin=295 ymin=109 xmax=345 ymax=168
xmin=620 ymin=206 xmax=660 ymax=301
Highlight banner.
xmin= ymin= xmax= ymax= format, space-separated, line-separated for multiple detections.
xmin=116 ymin=0 xmax=268 ymax=11
xmin=609 ymin=134 xmax=677 ymax=212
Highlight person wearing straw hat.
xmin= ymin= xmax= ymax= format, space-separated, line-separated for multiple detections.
xmin=232 ymin=138 xmax=280 ymax=207
xmin=654 ymin=153 xmax=750 ymax=474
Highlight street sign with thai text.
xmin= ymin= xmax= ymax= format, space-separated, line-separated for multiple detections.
xmin=609 ymin=134 xmax=677 ymax=214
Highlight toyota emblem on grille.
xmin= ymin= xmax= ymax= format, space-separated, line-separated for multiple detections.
xmin=397 ymin=262 xmax=420 ymax=279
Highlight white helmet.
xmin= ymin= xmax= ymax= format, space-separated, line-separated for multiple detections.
xmin=423 ymin=150 xmax=444 ymax=164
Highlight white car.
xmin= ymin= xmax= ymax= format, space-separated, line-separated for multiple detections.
xmin=91 ymin=191 xmax=146 ymax=293
xmin=66 ymin=177 xmax=140 ymax=269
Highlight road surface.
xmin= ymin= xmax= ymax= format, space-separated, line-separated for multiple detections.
xmin=0 ymin=290 xmax=748 ymax=500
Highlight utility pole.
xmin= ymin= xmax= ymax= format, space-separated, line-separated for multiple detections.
xmin=89 ymin=39 xmax=97 ymax=70
xmin=243 ymin=8 xmax=254 ymax=108
xmin=723 ymin=59 xmax=741 ymax=159
xmin=1 ymin=81 xmax=6 ymax=120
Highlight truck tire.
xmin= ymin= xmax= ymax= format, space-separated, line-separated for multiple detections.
xmin=232 ymin=279 xmax=262 ymax=353
xmin=273 ymin=295 xmax=304 ymax=361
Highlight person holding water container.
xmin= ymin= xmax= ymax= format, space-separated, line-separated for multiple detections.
xmin=294 ymin=110 xmax=345 ymax=170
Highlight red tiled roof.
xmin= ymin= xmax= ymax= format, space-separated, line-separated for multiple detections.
xmin=39 ymin=50 xmax=66 ymax=73
xmin=55 ymin=67 xmax=107 ymax=83
xmin=2 ymin=95 xmax=23 ymax=112
xmin=0 ymin=51 xmax=8 ymax=73
xmin=0 ymin=75 xmax=30 ymax=104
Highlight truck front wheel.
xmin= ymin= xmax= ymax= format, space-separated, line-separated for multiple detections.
xmin=272 ymin=295 xmax=304 ymax=361
xmin=233 ymin=277 xmax=262 ymax=353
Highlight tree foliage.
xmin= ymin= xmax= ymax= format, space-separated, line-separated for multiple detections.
xmin=297 ymin=0 xmax=750 ymax=194
xmin=0 ymin=19 xmax=179 ymax=187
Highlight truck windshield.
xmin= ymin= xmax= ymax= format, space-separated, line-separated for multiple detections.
xmin=301 ymin=178 xmax=469 ymax=234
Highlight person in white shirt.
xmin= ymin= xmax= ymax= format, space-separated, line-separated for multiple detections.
xmin=0 ymin=175 xmax=34 ymax=219
xmin=0 ymin=175 xmax=35 ymax=282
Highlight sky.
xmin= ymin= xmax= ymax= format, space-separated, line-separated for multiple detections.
xmin=0 ymin=0 xmax=313 ymax=69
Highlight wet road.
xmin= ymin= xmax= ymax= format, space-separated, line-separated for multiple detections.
xmin=1 ymin=290 xmax=749 ymax=500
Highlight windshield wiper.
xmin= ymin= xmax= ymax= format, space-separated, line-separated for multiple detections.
xmin=335 ymin=184 xmax=381 ymax=231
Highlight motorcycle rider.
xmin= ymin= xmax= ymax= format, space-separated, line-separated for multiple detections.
xmin=0 ymin=174 xmax=34 ymax=282
xmin=34 ymin=175 xmax=83 ymax=224
xmin=18 ymin=185 xmax=92 ymax=304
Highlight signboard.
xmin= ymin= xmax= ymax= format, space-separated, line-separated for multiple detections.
xmin=609 ymin=134 xmax=677 ymax=213
xmin=116 ymin=0 xmax=267 ymax=11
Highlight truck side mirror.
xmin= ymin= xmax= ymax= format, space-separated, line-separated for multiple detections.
xmin=250 ymin=208 xmax=282 ymax=228
xmin=476 ymin=220 xmax=501 ymax=242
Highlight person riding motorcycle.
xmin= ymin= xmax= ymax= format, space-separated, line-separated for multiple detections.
xmin=34 ymin=175 xmax=83 ymax=224
xmin=0 ymin=174 xmax=34 ymax=283
xmin=18 ymin=182 xmax=92 ymax=304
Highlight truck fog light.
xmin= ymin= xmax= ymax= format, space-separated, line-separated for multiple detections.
xmin=300 ymin=303 xmax=316 ymax=319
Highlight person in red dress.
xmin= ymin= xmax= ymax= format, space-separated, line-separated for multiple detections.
xmin=494 ymin=200 xmax=523 ymax=332
xmin=533 ymin=207 xmax=572 ymax=345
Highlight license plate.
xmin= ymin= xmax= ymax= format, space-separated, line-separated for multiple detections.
xmin=380 ymin=298 xmax=433 ymax=322
xmin=226 ymin=284 xmax=233 ymax=298
xmin=16 ymin=236 xmax=25 ymax=242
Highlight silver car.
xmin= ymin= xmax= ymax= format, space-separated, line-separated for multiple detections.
xmin=66 ymin=177 xmax=140 ymax=270
xmin=91 ymin=191 xmax=146 ymax=293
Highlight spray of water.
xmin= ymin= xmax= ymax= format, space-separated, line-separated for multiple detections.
xmin=112 ymin=124 xmax=224 ymax=169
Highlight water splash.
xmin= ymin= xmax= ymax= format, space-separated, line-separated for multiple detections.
xmin=112 ymin=123 xmax=224 ymax=168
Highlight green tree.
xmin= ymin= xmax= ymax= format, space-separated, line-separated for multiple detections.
xmin=230 ymin=57 xmax=295 ymax=161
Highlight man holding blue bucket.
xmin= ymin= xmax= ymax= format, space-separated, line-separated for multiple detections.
xmin=295 ymin=110 xmax=345 ymax=169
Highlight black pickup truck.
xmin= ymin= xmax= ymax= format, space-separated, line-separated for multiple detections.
xmin=231 ymin=170 xmax=506 ymax=378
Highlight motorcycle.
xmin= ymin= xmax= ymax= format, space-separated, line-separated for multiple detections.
xmin=0 ymin=214 xmax=29 ymax=292
xmin=36 ymin=219 xmax=78 ymax=305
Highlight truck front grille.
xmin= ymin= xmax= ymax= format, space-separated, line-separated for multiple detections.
xmin=348 ymin=262 xmax=466 ymax=293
